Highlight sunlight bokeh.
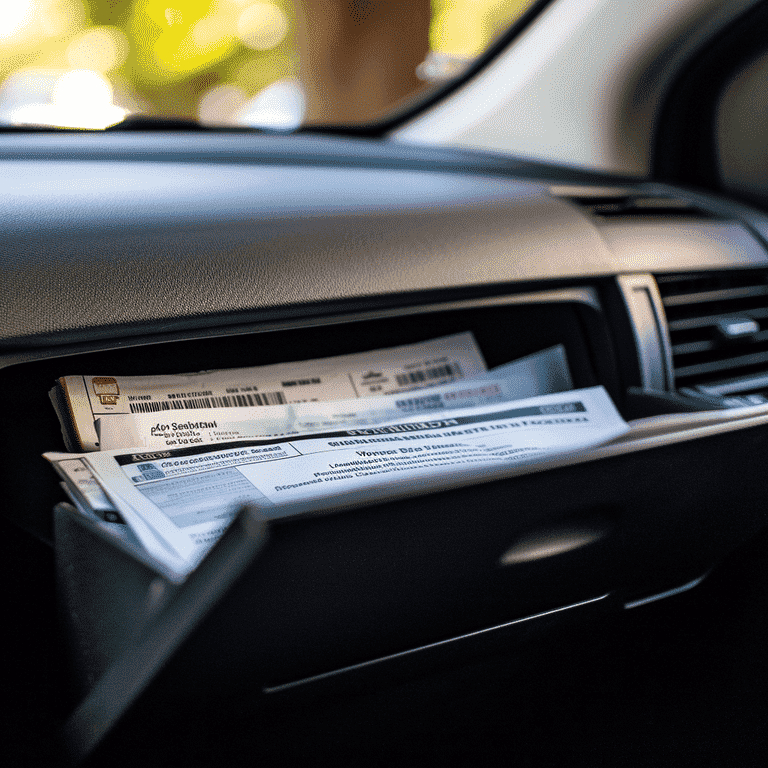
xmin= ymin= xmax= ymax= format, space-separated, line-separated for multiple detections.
xmin=0 ymin=0 xmax=535 ymax=128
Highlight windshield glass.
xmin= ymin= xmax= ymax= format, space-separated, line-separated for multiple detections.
xmin=0 ymin=1 xmax=538 ymax=130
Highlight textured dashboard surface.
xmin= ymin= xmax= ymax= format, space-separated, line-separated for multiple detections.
xmin=0 ymin=162 xmax=609 ymax=346
xmin=2 ymin=134 xmax=767 ymax=348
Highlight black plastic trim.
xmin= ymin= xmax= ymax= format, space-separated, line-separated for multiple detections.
xmin=0 ymin=277 xmax=606 ymax=358
xmin=0 ymin=132 xmax=642 ymax=184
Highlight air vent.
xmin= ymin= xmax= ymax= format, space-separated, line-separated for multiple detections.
xmin=559 ymin=190 xmax=717 ymax=220
xmin=657 ymin=269 xmax=768 ymax=401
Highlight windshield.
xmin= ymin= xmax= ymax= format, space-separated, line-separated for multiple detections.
xmin=0 ymin=1 xmax=539 ymax=130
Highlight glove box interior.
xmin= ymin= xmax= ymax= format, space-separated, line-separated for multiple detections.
xmin=2 ymin=288 xmax=766 ymax=765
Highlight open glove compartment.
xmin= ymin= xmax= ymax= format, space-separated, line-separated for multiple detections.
xmin=61 ymin=417 xmax=768 ymax=766
xmin=2 ymin=288 xmax=767 ymax=764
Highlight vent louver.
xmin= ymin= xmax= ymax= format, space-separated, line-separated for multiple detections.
xmin=656 ymin=269 xmax=768 ymax=397
xmin=566 ymin=193 xmax=717 ymax=221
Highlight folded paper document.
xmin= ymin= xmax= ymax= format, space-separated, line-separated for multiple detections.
xmin=50 ymin=333 xmax=487 ymax=451
xmin=96 ymin=343 xmax=572 ymax=451
xmin=46 ymin=386 xmax=629 ymax=581
xmin=480 ymin=343 xmax=573 ymax=394
xmin=96 ymin=379 xmax=518 ymax=450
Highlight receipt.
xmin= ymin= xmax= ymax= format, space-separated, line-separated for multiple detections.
xmin=55 ymin=333 xmax=486 ymax=451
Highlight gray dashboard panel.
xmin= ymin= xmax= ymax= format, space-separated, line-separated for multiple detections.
xmin=596 ymin=220 xmax=768 ymax=273
xmin=1 ymin=134 xmax=767 ymax=347
xmin=2 ymin=160 xmax=613 ymax=345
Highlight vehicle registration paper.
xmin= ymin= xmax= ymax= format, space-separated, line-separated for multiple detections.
xmin=45 ymin=386 xmax=628 ymax=580
xmin=95 ymin=345 xmax=572 ymax=451
xmin=56 ymin=332 xmax=486 ymax=451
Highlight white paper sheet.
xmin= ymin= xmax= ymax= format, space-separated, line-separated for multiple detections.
xmin=96 ymin=379 xmax=523 ymax=451
xmin=58 ymin=332 xmax=487 ymax=451
xmin=483 ymin=344 xmax=573 ymax=395
xmin=46 ymin=386 xmax=628 ymax=579
xmin=96 ymin=345 xmax=574 ymax=451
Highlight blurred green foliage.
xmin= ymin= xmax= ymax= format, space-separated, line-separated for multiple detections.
xmin=0 ymin=0 xmax=534 ymax=122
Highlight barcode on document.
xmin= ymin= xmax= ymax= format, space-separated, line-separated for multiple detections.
xmin=129 ymin=391 xmax=286 ymax=413
xmin=395 ymin=363 xmax=462 ymax=387
xmin=395 ymin=394 xmax=443 ymax=410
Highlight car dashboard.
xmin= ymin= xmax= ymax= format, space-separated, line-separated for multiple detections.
xmin=4 ymin=131 xmax=768 ymax=765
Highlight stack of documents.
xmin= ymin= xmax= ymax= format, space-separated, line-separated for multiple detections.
xmin=45 ymin=332 xmax=629 ymax=580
